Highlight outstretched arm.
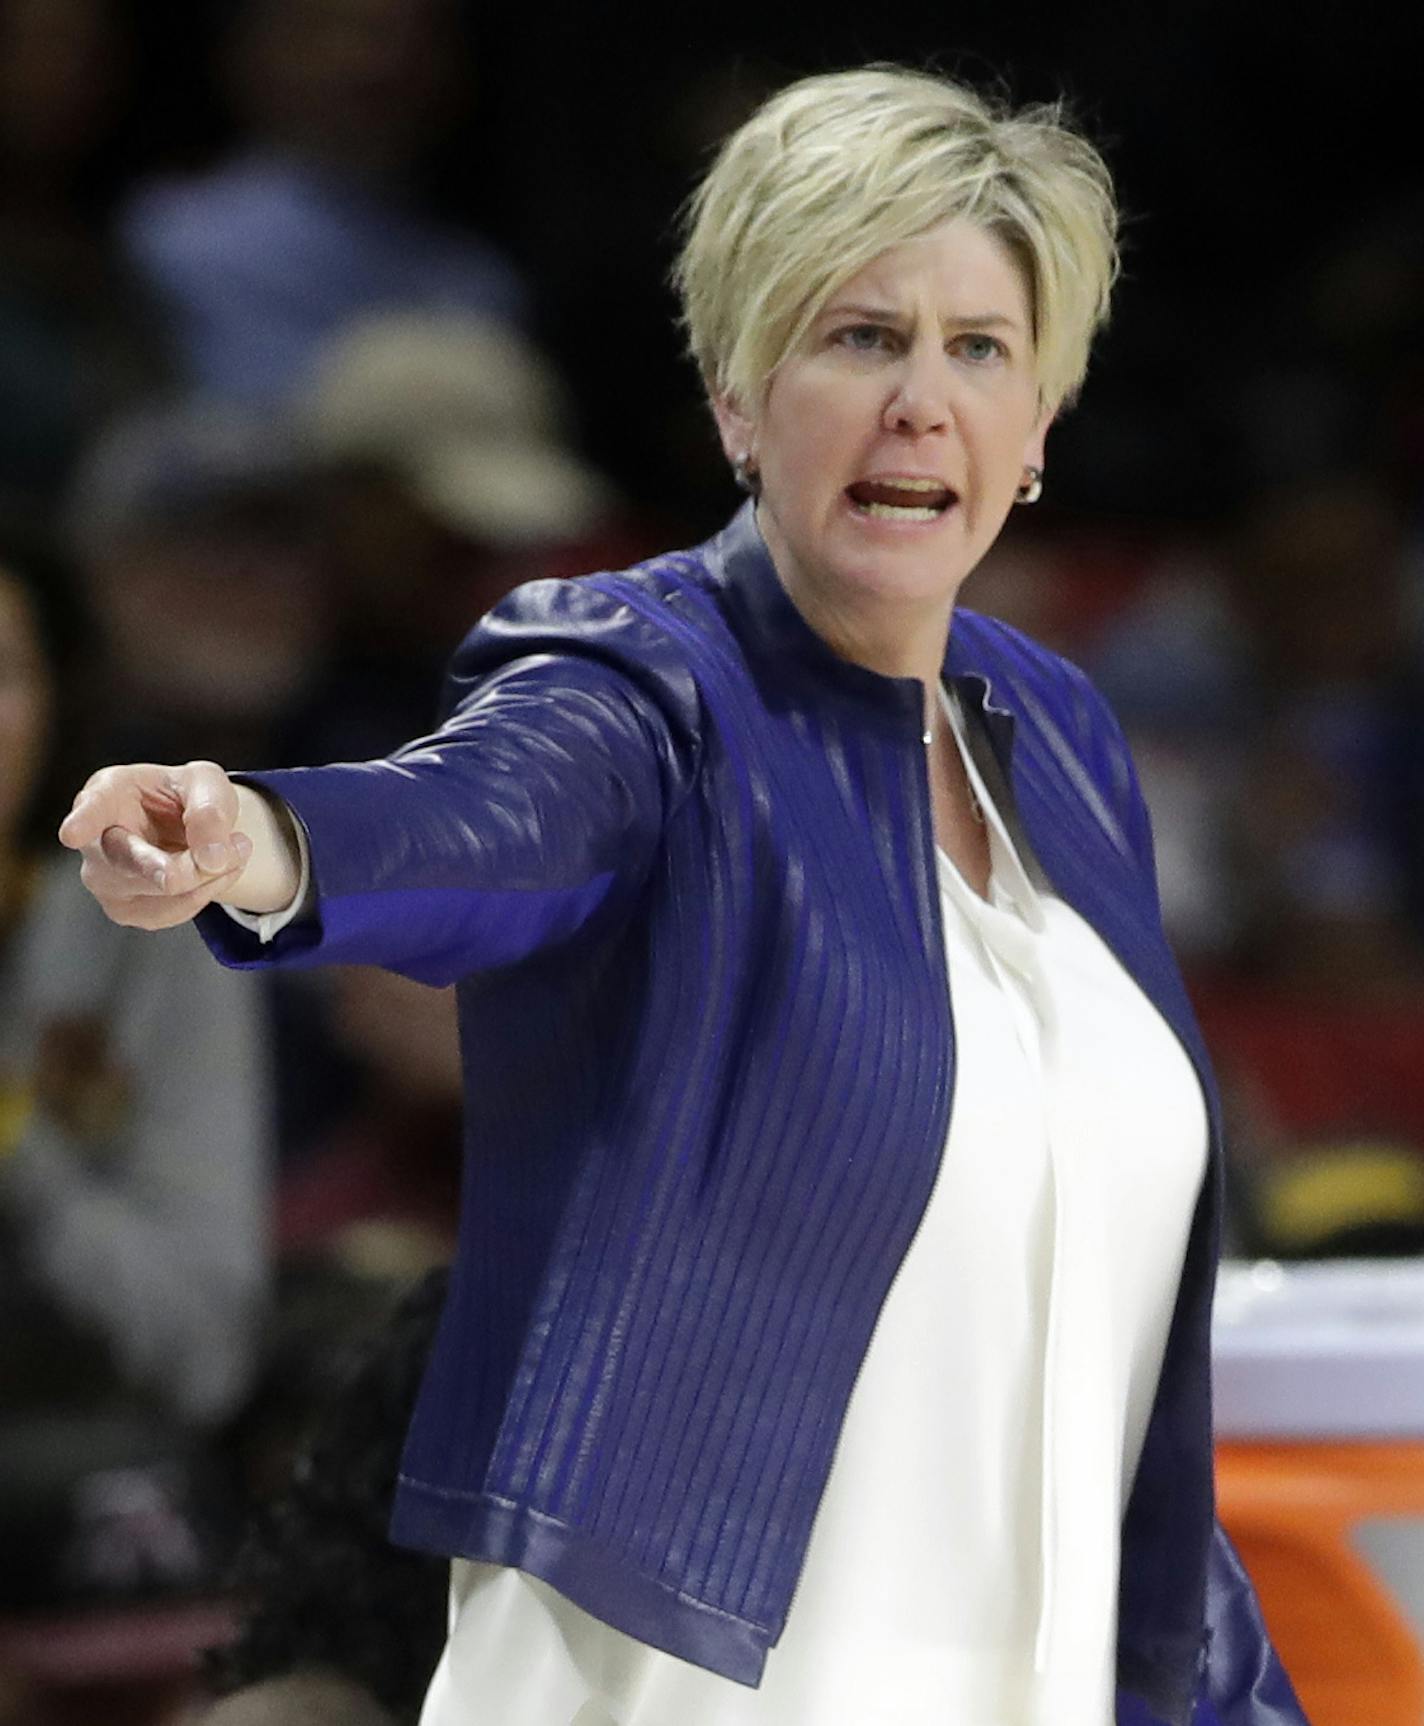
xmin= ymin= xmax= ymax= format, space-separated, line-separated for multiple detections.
xmin=59 ymin=761 xmax=307 ymax=928
xmin=61 ymin=577 xmax=700 ymax=984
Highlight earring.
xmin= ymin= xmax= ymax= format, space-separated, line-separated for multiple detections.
xmin=732 ymin=452 xmax=760 ymax=497
xmin=1015 ymin=466 xmax=1043 ymax=505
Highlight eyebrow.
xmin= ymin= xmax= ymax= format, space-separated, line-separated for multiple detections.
xmin=822 ymin=302 xmax=1026 ymax=333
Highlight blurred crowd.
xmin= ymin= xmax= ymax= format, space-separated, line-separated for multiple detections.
xmin=0 ymin=1 xmax=1420 ymax=1722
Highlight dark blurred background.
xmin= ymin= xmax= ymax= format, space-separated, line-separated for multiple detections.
xmin=0 ymin=3 xmax=1420 ymax=1722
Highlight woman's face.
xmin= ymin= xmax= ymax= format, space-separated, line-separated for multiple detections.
xmin=0 ymin=571 xmax=52 ymax=847
xmin=715 ymin=219 xmax=1048 ymax=635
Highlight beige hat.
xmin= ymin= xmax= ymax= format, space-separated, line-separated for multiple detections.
xmin=299 ymin=312 xmax=611 ymax=546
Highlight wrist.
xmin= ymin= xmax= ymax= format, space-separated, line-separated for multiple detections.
xmin=221 ymin=785 xmax=305 ymax=914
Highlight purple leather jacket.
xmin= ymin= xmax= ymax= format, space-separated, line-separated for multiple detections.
xmin=202 ymin=504 xmax=1308 ymax=1726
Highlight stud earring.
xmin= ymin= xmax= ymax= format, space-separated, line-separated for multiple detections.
xmin=733 ymin=453 xmax=760 ymax=497
xmin=1015 ymin=466 xmax=1043 ymax=505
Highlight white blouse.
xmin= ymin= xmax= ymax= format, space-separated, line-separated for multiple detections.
xmin=418 ymin=690 xmax=1208 ymax=1726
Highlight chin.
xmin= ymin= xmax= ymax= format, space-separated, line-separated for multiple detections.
xmin=844 ymin=514 xmax=974 ymax=582
xmin=834 ymin=552 xmax=965 ymax=614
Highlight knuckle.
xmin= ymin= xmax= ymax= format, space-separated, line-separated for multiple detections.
xmin=183 ymin=760 xmax=235 ymax=810
xmin=86 ymin=763 xmax=141 ymax=803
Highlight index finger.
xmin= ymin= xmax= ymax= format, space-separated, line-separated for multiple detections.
xmin=59 ymin=764 xmax=169 ymax=851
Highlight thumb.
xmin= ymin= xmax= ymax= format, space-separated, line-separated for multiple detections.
xmin=175 ymin=762 xmax=242 ymax=872
xmin=192 ymin=836 xmax=239 ymax=875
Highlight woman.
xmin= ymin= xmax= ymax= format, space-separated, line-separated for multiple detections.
xmin=62 ymin=67 xmax=1307 ymax=1726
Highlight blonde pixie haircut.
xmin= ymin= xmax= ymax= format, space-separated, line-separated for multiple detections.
xmin=674 ymin=65 xmax=1120 ymax=418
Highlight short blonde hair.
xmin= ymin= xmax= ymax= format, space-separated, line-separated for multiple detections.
xmin=673 ymin=65 xmax=1120 ymax=416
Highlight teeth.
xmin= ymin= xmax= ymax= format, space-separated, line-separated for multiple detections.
xmin=874 ymin=478 xmax=943 ymax=491
xmin=857 ymin=501 xmax=942 ymax=521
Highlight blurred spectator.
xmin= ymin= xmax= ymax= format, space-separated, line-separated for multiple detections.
xmin=0 ymin=528 xmax=273 ymax=1613
xmin=965 ymin=516 xmax=1257 ymax=965
xmin=1167 ymin=474 xmax=1424 ymax=1258
xmin=1086 ymin=538 xmax=1255 ymax=965
xmin=274 ymin=966 xmax=461 ymax=1266
xmin=61 ymin=320 xmax=628 ymax=1222
xmin=201 ymin=1673 xmax=401 ymax=1726
xmin=205 ymin=1269 xmax=450 ymax=1726
xmin=118 ymin=0 xmax=526 ymax=405
xmin=67 ymin=397 xmax=329 ymax=771
xmin=1226 ymin=471 xmax=1424 ymax=990
xmin=1063 ymin=471 xmax=1424 ymax=985
xmin=0 ymin=0 xmax=164 ymax=522
xmin=63 ymin=397 xmax=364 ymax=1209
xmin=281 ymin=310 xmax=624 ymax=763
xmin=247 ymin=963 xmax=459 ymax=1506
xmin=1233 ymin=190 xmax=1424 ymax=505
xmin=1246 ymin=1140 xmax=1424 ymax=1261
xmin=302 ymin=313 xmax=611 ymax=555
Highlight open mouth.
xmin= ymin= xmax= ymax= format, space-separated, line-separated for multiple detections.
xmin=845 ymin=478 xmax=958 ymax=522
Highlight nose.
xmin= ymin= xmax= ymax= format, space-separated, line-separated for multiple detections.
xmin=882 ymin=344 xmax=952 ymax=437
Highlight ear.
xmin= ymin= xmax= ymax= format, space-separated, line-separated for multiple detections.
xmin=711 ymin=391 xmax=757 ymax=470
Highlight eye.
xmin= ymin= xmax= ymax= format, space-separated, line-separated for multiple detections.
xmin=952 ymin=332 xmax=1007 ymax=364
xmin=834 ymin=322 xmax=897 ymax=354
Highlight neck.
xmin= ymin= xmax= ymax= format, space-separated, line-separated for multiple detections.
xmin=755 ymin=506 xmax=952 ymax=708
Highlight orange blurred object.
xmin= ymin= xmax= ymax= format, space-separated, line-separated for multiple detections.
xmin=1217 ymin=1440 xmax=1424 ymax=1726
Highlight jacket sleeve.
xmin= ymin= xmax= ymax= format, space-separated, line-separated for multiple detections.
xmin=1196 ymin=1519 xmax=1311 ymax=1724
xmin=198 ymin=576 xmax=699 ymax=987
